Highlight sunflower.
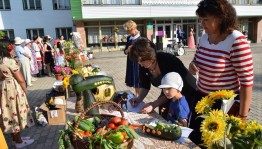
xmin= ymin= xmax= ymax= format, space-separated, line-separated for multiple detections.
xmin=226 ymin=116 xmax=242 ymax=135
xmin=195 ymin=96 xmax=214 ymax=114
xmin=208 ymin=90 xmax=236 ymax=101
xmin=245 ymin=120 xmax=262 ymax=134
xmin=200 ymin=113 xmax=226 ymax=146
xmin=209 ymin=109 xmax=225 ymax=118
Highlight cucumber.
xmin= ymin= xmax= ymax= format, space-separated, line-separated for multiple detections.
xmin=74 ymin=116 xmax=95 ymax=132
xmin=72 ymin=75 xmax=113 ymax=93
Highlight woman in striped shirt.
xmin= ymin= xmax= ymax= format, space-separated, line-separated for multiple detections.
xmin=188 ymin=0 xmax=254 ymax=146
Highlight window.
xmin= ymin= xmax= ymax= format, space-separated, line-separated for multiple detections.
xmin=103 ymin=0 xmax=120 ymax=5
xmin=22 ymin=0 xmax=41 ymax=10
xmin=0 ymin=29 xmax=14 ymax=40
xmin=55 ymin=27 xmax=72 ymax=40
xmin=0 ymin=0 xmax=11 ymax=10
xmin=53 ymin=0 xmax=70 ymax=10
xmin=82 ymin=0 xmax=101 ymax=5
xmin=86 ymin=27 xmax=99 ymax=44
xmin=122 ymin=0 xmax=140 ymax=5
xmin=26 ymin=28 xmax=44 ymax=40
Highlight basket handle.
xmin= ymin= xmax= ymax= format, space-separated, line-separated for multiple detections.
xmin=73 ymin=100 xmax=125 ymax=140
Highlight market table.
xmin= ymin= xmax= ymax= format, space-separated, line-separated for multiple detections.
xmin=65 ymin=88 xmax=200 ymax=149
xmin=98 ymin=109 xmax=200 ymax=149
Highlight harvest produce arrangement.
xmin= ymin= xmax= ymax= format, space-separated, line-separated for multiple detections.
xmin=59 ymin=101 xmax=138 ymax=149
xmin=143 ymin=122 xmax=182 ymax=140
xmin=59 ymin=115 xmax=138 ymax=149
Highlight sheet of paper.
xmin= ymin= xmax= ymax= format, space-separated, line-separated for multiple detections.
xmin=125 ymin=93 xmax=145 ymax=113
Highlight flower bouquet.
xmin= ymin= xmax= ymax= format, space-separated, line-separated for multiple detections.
xmin=65 ymin=47 xmax=82 ymax=69
xmin=54 ymin=65 xmax=71 ymax=80
xmin=196 ymin=90 xmax=262 ymax=149
xmin=54 ymin=66 xmax=71 ymax=75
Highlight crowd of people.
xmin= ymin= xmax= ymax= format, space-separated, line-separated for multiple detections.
xmin=0 ymin=0 xmax=255 ymax=148
xmin=0 ymin=34 xmax=67 ymax=148
xmin=124 ymin=0 xmax=253 ymax=147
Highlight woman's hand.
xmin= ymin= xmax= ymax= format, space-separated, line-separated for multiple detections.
xmin=129 ymin=97 xmax=142 ymax=107
xmin=140 ymin=103 xmax=154 ymax=114
xmin=124 ymin=45 xmax=133 ymax=55
xmin=189 ymin=62 xmax=199 ymax=75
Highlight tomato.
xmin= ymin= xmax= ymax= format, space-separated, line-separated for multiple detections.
xmin=84 ymin=131 xmax=93 ymax=137
xmin=109 ymin=116 xmax=122 ymax=125
xmin=119 ymin=119 xmax=129 ymax=126
xmin=108 ymin=123 xmax=117 ymax=130
xmin=129 ymin=125 xmax=135 ymax=130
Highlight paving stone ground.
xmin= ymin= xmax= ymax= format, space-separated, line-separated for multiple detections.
xmin=5 ymin=44 xmax=262 ymax=149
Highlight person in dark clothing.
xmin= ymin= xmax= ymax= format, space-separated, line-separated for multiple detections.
xmin=123 ymin=20 xmax=141 ymax=96
xmin=177 ymin=25 xmax=185 ymax=44
xmin=128 ymin=37 xmax=196 ymax=120
xmin=123 ymin=20 xmax=156 ymax=96
xmin=43 ymin=35 xmax=55 ymax=77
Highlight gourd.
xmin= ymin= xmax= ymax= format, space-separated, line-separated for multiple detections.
xmin=143 ymin=122 xmax=182 ymax=140
xmin=83 ymin=89 xmax=99 ymax=115
xmin=70 ymin=74 xmax=113 ymax=93
xmin=69 ymin=74 xmax=114 ymax=114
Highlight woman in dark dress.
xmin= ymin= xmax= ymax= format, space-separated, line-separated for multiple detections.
xmin=43 ymin=35 xmax=55 ymax=77
xmin=123 ymin=20 xmax=142 ymax=96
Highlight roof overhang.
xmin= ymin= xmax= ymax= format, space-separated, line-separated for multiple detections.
xmin=79 ymin=5 xmax=262 ymax=20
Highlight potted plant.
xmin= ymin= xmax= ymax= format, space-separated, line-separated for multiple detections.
xmin=54 ymin=66 xmax=71 ymax=80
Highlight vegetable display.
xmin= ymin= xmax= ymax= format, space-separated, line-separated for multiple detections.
xmin=70 ymin=74 xmax=113 ymax=93
xmin=58 ymin=115 xmax=138 ymax=149
xmin=143 ymin=122 xmax=182 ymax=140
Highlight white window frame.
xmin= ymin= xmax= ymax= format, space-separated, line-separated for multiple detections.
xmin=23 ymin=0 xmax=41 ymax=10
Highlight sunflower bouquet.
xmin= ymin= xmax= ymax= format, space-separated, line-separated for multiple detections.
xmin=196 ymin=90 xmax=262 ymax=149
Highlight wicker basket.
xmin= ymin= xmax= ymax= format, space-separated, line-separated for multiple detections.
xmin=71 ymin=101 xmax=134 ymax=149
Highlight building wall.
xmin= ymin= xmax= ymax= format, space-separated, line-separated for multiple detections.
xmin=0 ymin=0 xmax=73 ymax=39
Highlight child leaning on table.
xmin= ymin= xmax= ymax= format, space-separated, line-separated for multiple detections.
xmin=158 ymin=72 xmax=190 ymax=127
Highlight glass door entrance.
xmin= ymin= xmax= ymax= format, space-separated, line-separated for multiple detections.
xmin=155 ymin=24 xmax=172 ymax=49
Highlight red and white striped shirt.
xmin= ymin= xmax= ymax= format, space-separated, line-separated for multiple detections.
xmin=193 ymin=30 xmax=254 ymax=94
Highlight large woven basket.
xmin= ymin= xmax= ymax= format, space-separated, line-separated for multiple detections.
xmin=71 ymin=100 xmax=134 ymax=149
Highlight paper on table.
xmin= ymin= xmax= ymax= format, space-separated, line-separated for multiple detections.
xmin=176 ymin=126 xmax=193 ymax=143
xmin=124 ymin=92 xmax=145 ymax=113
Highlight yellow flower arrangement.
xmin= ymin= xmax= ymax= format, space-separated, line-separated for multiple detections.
xmin=196 ymin=90 xmax=262 ymax=149
xmin=195 ymin=90 xmax=237 ymax=114
xmin=62 ymin=76 xmax=71 ymax=89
